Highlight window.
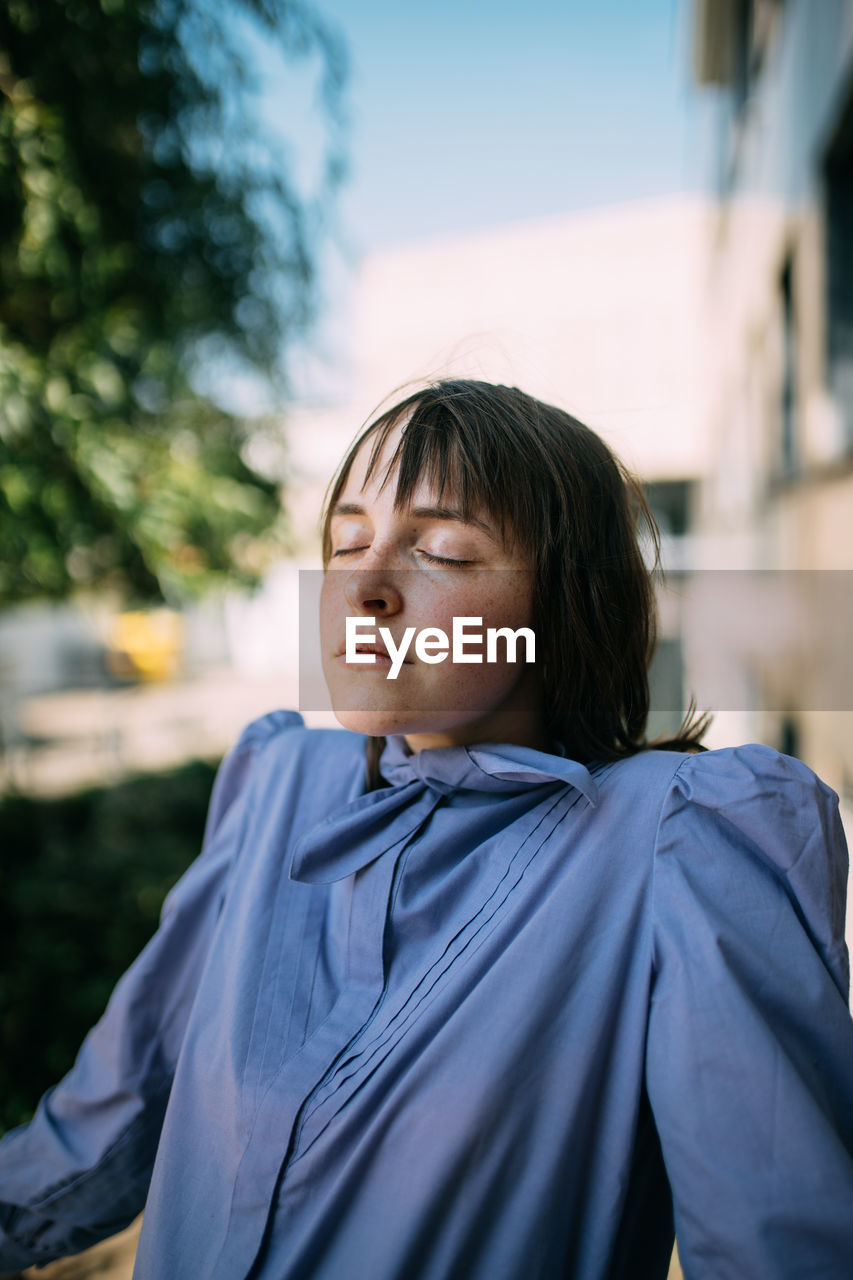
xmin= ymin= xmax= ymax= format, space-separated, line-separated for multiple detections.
xmin=779 ymin=256 xmax=798 ymax=475
xmin=693 ymin=0 xmax=780 ymax=99
xmin=778 ymin=715 xmax=800 ymax=760
xmin=824 ymin=79 xmax=853 ymax=451
xmin=643 ymin=480 xmax=694 ymax=539
xmin=731 ymin=0 xmax=755 ymax=114
xmin=647 ymin=637 xmax=685 ymax=742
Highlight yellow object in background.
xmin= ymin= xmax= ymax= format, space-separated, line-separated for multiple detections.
xmin=106 ymin=610 xmax=183 ymax=682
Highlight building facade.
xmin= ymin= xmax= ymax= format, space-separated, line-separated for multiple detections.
xmin=691 ymin=1 xmax=853 ymax=761
xmin=691 ymin=0 xmax=853 ymax=943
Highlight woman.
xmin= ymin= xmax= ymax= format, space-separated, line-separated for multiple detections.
xmin=1 ymin=380 xmax=851 ymax=1278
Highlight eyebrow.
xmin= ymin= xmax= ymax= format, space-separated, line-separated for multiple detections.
xmin=330 ymin=502 xmax=497 ymax=539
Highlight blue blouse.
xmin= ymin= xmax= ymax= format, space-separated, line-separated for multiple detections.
xmin=1 ymin=712 xmax=852 ymax=1278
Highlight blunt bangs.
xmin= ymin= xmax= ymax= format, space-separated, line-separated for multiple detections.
xmin=322 ymin=381 xmax=568 ymax=566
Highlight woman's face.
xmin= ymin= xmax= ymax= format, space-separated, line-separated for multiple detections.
xmin=320 ymin=423 xmax=547 ymax=752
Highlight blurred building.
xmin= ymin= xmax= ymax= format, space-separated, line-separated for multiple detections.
xmin=287 ymin=197 xmax=716 ymax=536
xmin=690 ymin=0 xmax=853 ymax=821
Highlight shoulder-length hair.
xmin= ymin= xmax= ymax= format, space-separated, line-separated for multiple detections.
xmin=320 ymin=379 xmax=707 ymax=786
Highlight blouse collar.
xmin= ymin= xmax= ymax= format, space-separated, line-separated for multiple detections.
xmin=378 ymin=734 xmax=599 ymax=804
xmin=290 ymin=735 xmax=597 ymax=885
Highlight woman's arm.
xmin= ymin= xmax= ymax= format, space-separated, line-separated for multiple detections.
xmin=646 ymin=745 xmax=853 ymax=1277
xmin=0 ymin=717 xmax=275 ymax=1273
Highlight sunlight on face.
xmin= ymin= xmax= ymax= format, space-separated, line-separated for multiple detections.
xmin=320 ymin=423 xmax=547 ymax=752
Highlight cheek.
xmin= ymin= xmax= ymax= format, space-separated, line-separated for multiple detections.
xmin=413 ymin=582 xmax=534 ymax=685
xmin=440 ymin=575 xmax=533 ymax=633
xmin=427 ymin=579 xmax=536 ymax=690
xmin=319 ymin=573 xmax=346 ymax=644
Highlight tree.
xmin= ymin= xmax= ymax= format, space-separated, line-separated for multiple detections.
xmin=0 ymin=0 xmax=346 ymax=603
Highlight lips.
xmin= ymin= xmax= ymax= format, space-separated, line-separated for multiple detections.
xmin=335 ymin=640 xmax=387 ymax=658
xmin=334 ymin=640 xmax=412 ymax=665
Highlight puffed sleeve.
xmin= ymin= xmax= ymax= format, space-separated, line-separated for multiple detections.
xmin=0 ymin=711 xmax=301 ymax=1272
xmin=645 ymin=744 xmax=853 ymax=1278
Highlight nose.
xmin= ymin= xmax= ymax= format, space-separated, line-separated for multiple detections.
xmin=343 ymin=566 xmax=403 ymax=617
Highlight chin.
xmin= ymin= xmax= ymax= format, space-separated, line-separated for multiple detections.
xmin=331 ymin=708 xmax=421 ymax=738
xmin=331 ymin=708 xmax=395 ymax=737
xmin=330 ymin=705 xmax=469 ymax=740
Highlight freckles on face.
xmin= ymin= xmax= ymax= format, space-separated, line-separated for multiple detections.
xmin=321 ymin=565 xmax=538 ymax=744
xmin=319 ymin=425 xmax=546 ymax=751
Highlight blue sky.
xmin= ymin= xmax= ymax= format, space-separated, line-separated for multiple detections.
xmin=301 ymin=0 xmax=706 ymax=253
xmin=226 ymin=0 xmax=711 ymax=404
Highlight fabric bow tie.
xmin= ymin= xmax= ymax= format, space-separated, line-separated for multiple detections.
xmin=378 ymin=735 xmax=598 ymax=800
xmin=290 ymin=737 xmax=598 ymax=885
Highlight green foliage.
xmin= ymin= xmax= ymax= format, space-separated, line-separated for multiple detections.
xmin=0 ymin=758 xmax=218 ymax=1134
xmin=0 ymin=0 xmax=346 ymax=603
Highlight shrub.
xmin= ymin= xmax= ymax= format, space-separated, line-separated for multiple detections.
xmin=0 ymin=759 xmax=218 ymax=1133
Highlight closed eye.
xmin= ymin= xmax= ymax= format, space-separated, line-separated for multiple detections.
xmin=417 ymin=550 xmax=473 ymax=566
xmin=330 ymin=547 xmax=473 ymax=566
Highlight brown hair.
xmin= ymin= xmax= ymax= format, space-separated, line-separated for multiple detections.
xmin=321 ymin=379 xmax=708 ymax=786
